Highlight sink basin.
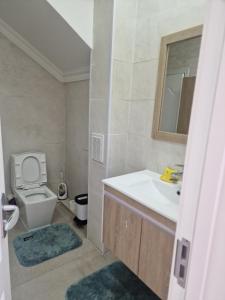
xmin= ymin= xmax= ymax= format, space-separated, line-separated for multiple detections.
xmin=127 ymin=180 xmax=172 ymax=205
xmin=152 ymin=179 xmax=180 ymax=204
xmin=103 ymin=170 xmax=180 ymax=222
xmin=126 ymin=178 xmax=180 ymax=205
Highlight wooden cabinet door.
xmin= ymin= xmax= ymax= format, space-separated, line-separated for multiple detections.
xmin=138 ymin=219 xmax=175 ymax=300
xmin=103 ymin=196 xmax=142 ymax=274
xmin=114 ymin=201 xmax=142 ymax=274
xmin=103 ymin=196 xmax=119 ymax=253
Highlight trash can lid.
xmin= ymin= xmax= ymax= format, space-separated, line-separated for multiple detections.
xmin=74 ymin=193 xmax=88 ymax=205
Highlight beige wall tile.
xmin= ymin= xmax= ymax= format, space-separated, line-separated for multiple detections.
xmin=134 ymin=20 xmax=160 ymax=62
xmin=0 ymin=34 xmax=64 ymax=100
xmin=112 ymin=60 xmax=133 ymax=99
xmin=65 ymin=80 xmax=89 ymax=198
xmin=128 ymin=100 xmax=154 ymax=136
xmin=89 ymin=65 xmax=110 ymax=100
xmin=89 ymin=99 xmax=108 ymax=134
xmin=138 ymin=0 xmax=161 ymax=15
xmin=146 ymin=138 xmax=186 ymax=174
xmin=126 ymin=134 xmax=147 ymax=171
xmin=87 ymin=0 xmax=114 ymax=250
xmin=155 ymin=7 xmax=205 ymax=37
xmin=113 ymin=0 xmax=137 ymax=62
xmin=114 ymin=0 xmax=137 ymax=19
xmin=87 ymin=211 xmax=104 ymax=251
xmin=43 ymin=143 xmax=65 ymax=184
xmin=88 ymin=160 xmax=105 ymax=195
xmin=132 ymin=60 xmax=158 ymax=99
xmin=110 ymin=98 xmax=129 ymax=134
xmin=89 ymin=0 xmax=114 ymax=99
xmin=108 ymin=134 xmax=127 ymax=177
xmin=66 ymin=146 xmax=88 ymax=197
xmin=88 ymin=190 xmax=104 ymax=222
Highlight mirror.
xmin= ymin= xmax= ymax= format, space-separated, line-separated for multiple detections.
xmin=152 ymin=26 xmax=203 ymax=144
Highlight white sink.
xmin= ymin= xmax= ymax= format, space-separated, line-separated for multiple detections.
xmin=152 ymin=179 xmax=180 ymax=204
xmin=103 ymin=170 xmax=180 ymax=222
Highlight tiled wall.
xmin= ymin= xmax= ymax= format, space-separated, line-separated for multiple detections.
xmin=108 ymin=0 xmax=207 ymax=177
xmin=108 ymin=0 xmax=137 ymax=177
xmin=82 ymin=0 xmax=207 ymax=251
xmin=0 ymin=32 xmax=66 ymax=194
xmin=65 ymin=80 xmax=89 ymax=199
xmin=87 ymin=0 xmax=114 ymax=251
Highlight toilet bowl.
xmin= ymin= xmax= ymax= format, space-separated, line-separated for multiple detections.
xmin=11 ymin=152 xmax=57 ymax=229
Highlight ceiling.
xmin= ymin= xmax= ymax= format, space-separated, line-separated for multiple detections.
xmin=46 ymin=0 xmax=94 ymax=48
xmin=0 ymin=0 xmax=91 ymax=82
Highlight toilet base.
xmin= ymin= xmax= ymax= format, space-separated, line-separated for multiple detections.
xmin=19 ymin=202 xmax=56 ymax=230
xmin=15 ymin=186 xmax=57 ymax=230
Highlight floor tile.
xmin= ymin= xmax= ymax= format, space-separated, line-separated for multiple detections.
xmin=9 ymin=203 xmax=114 ymax=300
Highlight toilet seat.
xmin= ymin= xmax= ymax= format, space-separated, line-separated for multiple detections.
xmin=16 ymin=186 xmax=56 ymax=205
xmin=11 ymin=152 xmax=47 ymax=190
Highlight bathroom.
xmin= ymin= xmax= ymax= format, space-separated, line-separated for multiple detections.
xmin=1 ymin=0 xmax=225 ymax=300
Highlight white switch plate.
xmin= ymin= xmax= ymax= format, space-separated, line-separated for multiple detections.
xmin=91 ymin=133 xmax=104 ymax=163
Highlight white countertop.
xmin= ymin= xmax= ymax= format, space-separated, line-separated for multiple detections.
xmin=103 ymin=170 xmax=180 ymax=222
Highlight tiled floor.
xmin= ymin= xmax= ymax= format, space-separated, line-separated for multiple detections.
xmin=8 ymin=202 xmax=114 ymax=300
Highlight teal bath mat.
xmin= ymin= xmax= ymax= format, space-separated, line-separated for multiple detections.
xmin=65 ymin=261 xmax=160 ymax=300
xmin=13 ymin=223 xmax=82 ymax=267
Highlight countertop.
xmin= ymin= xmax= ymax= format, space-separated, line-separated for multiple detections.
xmin=103 ymin=170 xmax=180 ymax=222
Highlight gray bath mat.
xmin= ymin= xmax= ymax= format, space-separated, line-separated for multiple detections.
xmin=65 ymin=261 xmax=160 ymax=300
xmin=13 ymin=223 xmax=82 ymax=267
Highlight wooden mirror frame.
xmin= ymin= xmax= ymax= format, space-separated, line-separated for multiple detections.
xmin=152 ymin=25 xmax=203 ymax=144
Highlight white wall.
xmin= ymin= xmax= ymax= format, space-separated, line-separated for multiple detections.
xmin=108 ymin=0 xmax=207 ymax=178
xmin=0 ymin=32 xmax=66 ymax=194
xmin=65 ymin=80 xmax=89 ymax=198
xmin=108 ymin=0 xmax=137 ymax=177
xmin=87 ymin=0 xmax=114 ymax=251
xmin=46 ymin=0 xmax=94 ymax=48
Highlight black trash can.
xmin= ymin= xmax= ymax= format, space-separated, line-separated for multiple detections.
xmin=73 ymin=194 xmax=88 ymax=226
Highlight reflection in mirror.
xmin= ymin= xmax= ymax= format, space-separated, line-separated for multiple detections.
xmin=152 ymin=26 xmax=202 ymax=144
xmin=160 ymin=37 xmax=201 ymax=134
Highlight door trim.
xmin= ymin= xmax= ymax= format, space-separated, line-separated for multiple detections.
xmin=168 ymin=0 xmax=225 ymax=299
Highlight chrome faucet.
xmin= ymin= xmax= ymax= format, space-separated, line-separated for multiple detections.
xmin=171 ymin=164 xmax=184 ymax=182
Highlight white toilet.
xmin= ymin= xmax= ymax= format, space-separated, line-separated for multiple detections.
xmin=11 ymin=152 xmax=57 ymax=230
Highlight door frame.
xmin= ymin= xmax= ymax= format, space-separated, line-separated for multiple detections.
xmin=0 ymin=120 xmax=12 ymax=300
xmin=168 ymin=0 xmax=225 ymax=299
xmin=185 ymin=23 xmax=225 ymax=299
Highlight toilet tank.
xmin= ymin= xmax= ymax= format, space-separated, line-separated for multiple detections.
xmin=11 ymin=152 xmax=47 ymax=192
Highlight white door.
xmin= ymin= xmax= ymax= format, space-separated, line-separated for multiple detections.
xmin=185 ymin=25 xmax=225 ymax=299
xmin=0 ymin=205 xmax=11 ymax=300
xmin=0 ymin=121 xmax=19 ymax=300
xmin=0 ymin=121 xmax=11 ymax=300
xmin=168 ymin=0 xmax=225 ymax=299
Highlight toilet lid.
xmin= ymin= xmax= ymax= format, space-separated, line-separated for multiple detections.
xmin=12 ymin=153 xmax=47 ymax=189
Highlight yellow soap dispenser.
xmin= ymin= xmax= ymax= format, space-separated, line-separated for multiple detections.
xmin=160 ymin=167 xmax=176 ymax=183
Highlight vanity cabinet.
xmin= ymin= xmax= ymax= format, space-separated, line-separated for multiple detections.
xmin=139 ymin=219 xmax=175 ymax=300
xmin=103 ymin=195 xmax=142 ymax=273
xmin=103 ymin=186 xmax=176 ymax=300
